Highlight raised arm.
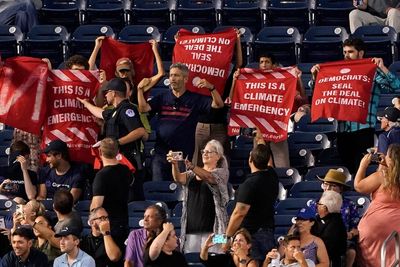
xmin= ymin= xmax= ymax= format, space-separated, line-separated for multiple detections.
xmin=148 ymin=222 xmax=174 ymax=261
xmin=196 ymin=79 xmax=224 ymax=108
xmin=99 ymin=220 xmax=122 ymax=262
xmin=185 ymin=159 xmax=217 ymax=184
xmin=137 ymin=87 xmax=152 ymax=113
xmin=77 ymin=97 xmax=104 ymax=119
xmin=354 ymin=153 xmax=384 ymax=194
xmin=17 ymin=156 xmax=37 ymax=199
xmin=234 ymin=29 xmax=243 ymax=69
xmin=167 ymin=152 xmax=188 ymax=185
xmin=88 ymin=36 xmax=105 ymax=70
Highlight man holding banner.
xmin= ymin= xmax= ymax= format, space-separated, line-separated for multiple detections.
xmin=311 ymin=38 xmax=400 ymax=173
xmin=137 ymin=63 xmax=224 ymax=181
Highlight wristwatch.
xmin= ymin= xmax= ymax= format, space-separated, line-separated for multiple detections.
xmin=239 ymin=259 xmax=247 ymax=264
xmin=104 ymin=231 xmax=111 ymax=236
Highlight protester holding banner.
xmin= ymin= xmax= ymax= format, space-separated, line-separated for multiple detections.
xmin=138 ymin=63 xmax=224 ymax=181
xmin=37 ymin=140 xmax=85 ymax=203
xmin=311 ymin=38 xmax=400 ymax=173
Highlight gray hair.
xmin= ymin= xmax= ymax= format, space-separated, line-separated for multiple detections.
xmin=206 ymin=139 xmax=228 ymax=170
xmin=388 ymin=121 xmax=400 ymax=129
xmin=319 ymin=190 xmax=342 ymax=213
xmin=170 ymin=62 xmax=189 ymax=77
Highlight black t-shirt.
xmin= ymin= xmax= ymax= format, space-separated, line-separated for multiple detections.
xmin=0 ymin=163 xmax=37 ymax=201
xmin=200 ymin=253 xmax=235 ymax=267
xmin=144 ymin=250 xmax=188 ymax=267
xmin=236 ymin=168 xmax=279 ymax=233
xmin=1 ymin=247 xmax=48 ymax=267
xmin=80 ymin=233 xmax=119 ymax=267
xmin=92 ymin=164 xmax=132 ymax=224
xmin=186 ymin=178 xmax=215 ymax=234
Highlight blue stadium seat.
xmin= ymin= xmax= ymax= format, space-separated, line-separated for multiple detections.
xmin=352 ymin=25 xmax=397 ymax=66
xmin=274 ymin=167 xmax=302 ymax=190
xmin=266 ymin=0 xmax=310 ymax=33
xmin=294 ymin=114 xmax=337 ymax=136
xmin=288 ymin=181 xmax=323 ymax=198
xmin=171 ymin=201 xmax=183 ymax=217
xmin=184 ymin=253 xmax=204 ymax=267
xmin=274 ymin=214 xmax=295 ymax=236
xmin=345 ymin=195 xmax=370 ymax=216
xmin=118 ymin=25 xmax=161 ymax=43
xmin=175 ymin=0 xmax=217 ymax=32
xmin=229 ymin=165 xmax=250 ymax=186
xmin=75 ymin=200 xmax=91 ymax=215
xmin=129 ymin=0 xmax=171 ymax=32
xmin=128 ymin=200 xmax=169 ymax=217
xmin=0 ymin=25 xmax=23 ymax=59
xmin=303 ymin=166 xmax=350 ymax=182
xmin=143 ymin=181 xmax=184 ymax=207
xmin=84 ymin=0 xmax=127 ymax=31
xmin=213 ymin=26 xmax=254 ymax=65
xmin=23 ymin=25 xmax=69 ymax=67
xmin=275 ymin=197 xmax=312 ymax=215
xmin=128 ymin=216 xmax=142 ymax=229
xmin=252 ymin=26 xmax=301 ymax=66
xmin=69 ymin=24 xmax=114 ymax=60
xmin=296 ymin=62 xmax=314 ymax=98
xmin=39 ymin=0 xmax=82 ymax=31
xmin=40 ymin=199 xmax=54 ymax=211
xmin=314 ymin=147 xmax=344 ymax=167
xmin=299 ymin=26 xmax=348 ymax=63
xmin=288 ymin=132 xmax=330 ymax=153
xmin=161 ymin=25 xmax=205 ymax=61
xmin=220 ymin=0 xmax=265 ymax=34
xmin=389 ymin=61 xmax=400 ymax=76
xmin=233 ymin=135 xmax=254 ymax=150
xmin=0 ymin=199 xmax=16 ymax=217
xmin=312 ymin=0 xmax=354 ymax=29
xmin=289 ymin=148 xmax=315 ymax=170
xmin=0 ymin=130 xmax=14 ymax=145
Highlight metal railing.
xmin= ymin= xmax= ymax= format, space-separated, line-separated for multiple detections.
xmin=381 ymin=231 xmax=400 ymax=267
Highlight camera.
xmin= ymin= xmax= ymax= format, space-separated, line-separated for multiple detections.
xmin=171 ymin=151 xmax=183 ymax=161
xmin=3 ymin=183 xmax=13 ymax=191
xmin=370 ymin=153 xmax=382 ymax=164
xmin=212 ymin=234 xmax=227 ymax=244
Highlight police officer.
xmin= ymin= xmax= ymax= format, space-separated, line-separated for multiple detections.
xmin=78 ymin=78 xmax=147 ymax=169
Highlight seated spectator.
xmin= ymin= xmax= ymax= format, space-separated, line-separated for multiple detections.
xmin=263 ymin=235 xmax=315 ymax=267
xmin=200 ymin=228 xmax=257 ymax=267
xmin=53 ymin=225 xmax=95 ymax=267
xmin=80 ymin=207 xmax=122 ymax=267
xmin=12 ymin=199 xmax=45 ymax=232
xmin=144 ymin=222 xmax=187 ymax=267
xmin=376 ymin=107 xmax=400 ymax=155
xmin=124 ymin=204 xmax=168 ymax=267
xmin=26 ymin=189 xmax=83 ymax=249
xmin=349 ymin=0 xmax=400 ymax=33
xmin=313 ymin=191 xmax=347 ymax=267
xmin=288 ymin=207 xmax=329 ymax=267
xmin=0 ymin=141 xmax=38 ymax=203
xmin=167 ymin=139 xmax=229 ymax=253
xmin=1 ymin=226 xmax=48 ymax=267
xmin=37 ymin=139 xmax=85 ymax=203
xmin=33 ymin=215 xmax=61 ymax=266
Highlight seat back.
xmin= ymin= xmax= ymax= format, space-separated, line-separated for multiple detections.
xmin=176 ymin=0 xmax=217 ymax=31
xmin=128 ymin=200 xmax=169 ymax=217
xmin=275 ymin=197 xmax=312 ymax=215
xmin=312 ymin=0 xmax=354 ymax=28
xmin=288 ymin=181 xmax=323 ymax=198
xmin=118 ymin=25 xmax=161 ymax=43
xmin=143 ymin=181 xmax=184 ymax=207
xmin=267 ymin=0 xmax=310 ymax=33
xmin=288 ymin=132 xmax=330 ymax=152
xmin=39 ymin=0 xmax=81 ymax=31
xmin=130 ymin=0 xmax=171 ymax=32
xmin=304 ymin=166 xmax=350 ymax=182
xmin=221 ymin=0 xmax=264 ymax=33
xmin=0 ymin=25 xmax=23 ymax=59
xmin=274 ymin=167 xmax=302 ymax=190
xmin=85 ymin=0 xmax=127 ymax=31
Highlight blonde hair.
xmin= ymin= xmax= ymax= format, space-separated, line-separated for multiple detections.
xmin=384 ymin=144 xmax=400 ymax=200
xmin=27 ymin=200 xmax=46 ymax=219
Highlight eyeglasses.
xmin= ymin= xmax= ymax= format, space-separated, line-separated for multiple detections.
xmin=201 ymin=150 xmax=217 ymax=155
xmin=92 ymin=216 xmax=109 ymax=221
xmin=322 ymin=182 xmax=340 ymax=190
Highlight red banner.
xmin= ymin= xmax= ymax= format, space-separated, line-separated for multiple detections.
xmin=228 ymin=68 xmax=298 ymax=142
xmin=311 ymin=59 xmax=377 ymax=123
xmin=173 ymin=28 xmax=237 ymax=96
xmin=42 ymin=70 xmax=100 ymax=164
xmin=0 ymin=57 xmax=48 ymax=135
xmin=100 ymin=38 xmax=154 ymax=85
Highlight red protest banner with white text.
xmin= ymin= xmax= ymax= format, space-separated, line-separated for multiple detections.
xmin=311 ymin=59 xmax=377 ymax=123
xmin=100 ymin=37 xmax=154 ymax=85
xmin=173 ymin=28 xmax=237 ymax=96
xmin=0 ymin=57 xmax=48 ymax=135
xmin=43 ymin=70 xmax=100 ymax=163
xmin=229 ymin=68 xmax=298 ymax=142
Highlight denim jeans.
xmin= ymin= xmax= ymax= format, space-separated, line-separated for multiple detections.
xmin=251 ymin=228 xmax=276 ymax=261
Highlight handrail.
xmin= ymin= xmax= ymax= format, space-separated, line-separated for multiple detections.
xmin=381 ymin=231 xmax=400 ymax=267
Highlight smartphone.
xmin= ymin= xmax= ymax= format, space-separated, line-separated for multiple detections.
xmin=171 ymin=151 xmax=183 ymax=161
xmin=212 ymin=234 xmax=227 ymax=244
xmin=240 ymin=128 xmax=256 ymax=137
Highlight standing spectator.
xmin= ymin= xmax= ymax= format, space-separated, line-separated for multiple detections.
xmin=53 ymin=225 xmax=96 ymax=267
xmin=0 ymin=141 xmax=37 ymax=203
xmin=376 ymin=107 xmax=400 ymax=154
xmin=37 ymin=139 xmax=85 ymax=203
xmin=355 ymin=143 xmax=400 ymax=266
xmin=80 ymin=207 xmax=122 ymax=267
xmin=314 ymin=191 xmax=347 ymax=267
xmin=124 ymin=205 xmax=168 ymax=267
xmin=144 ymin=222 xmax=188 ymax=267
xmin=225 ymin=144 xmax=279 ymax=262
xmin=311 ymin=38 xmax=400 ymax=173
xmin=1 ymin=226 xmax=48 ymax=267
xmin=32 ymin=215 xmax=61 ymax=266
xmin=90 ymin=137 xmax=132 ymax=254
xmin=263 ymin=235 xmax=315 ymax=267
xmin=78 ymin=78 xmax=147 ymax=169
xmin=167 ymin=139 xmax=229 ymax=253
xmin=137 ymin=63 xmax=224 ymax=181
xmin=349 ymin=0 xmax=400 ymax=33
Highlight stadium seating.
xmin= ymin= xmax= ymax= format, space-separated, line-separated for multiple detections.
xmin=129 ymin=0 xmax=171 ymax=32
xmin=252 ymin=26 xmax=301 ymax=66
xmin=296 ymin=62 xmax=315 ymax=98
xmin=38 ymin=0 xmax=82 ymax=32
xmin=175 ymin=0 xmax=217 ymax=32
xmin=118 ymin=25 xmax=161 ymax=43
xmin=275 ymin=197 xmax=312 ymax=215
xmin=0 ymin=25 xmax=23 ymax=59
xmin=184 ymin=252 xmax=204 ymax=267
xmin=84 ymin=0 xmax=127 ymax=31
xmin=311 ymin=0 xmax=354 ymax=29
xmin=289 ymin=148 xmax=315 ymax=170
xmin=293 ymin=115 xmax=337 ymax=141
xmin=288 ymin=181 xmax=323 ymax=198
xmin=274 ymin=214 xmax=295 ymax=236
xmin=128 ymin=200 xmax=169 ymax=217
xmin=266 ymin=0 xmax=310 ymax=33
xmin=389 ymin=61 xmax=400 ymax=76
xmin=274 ymin=167 xmax=302 ymax=190
xmin=75 ymin=200 xmax=91 ymax=215
xmin=143 ymin=181 xmax=184 ymax=207
xmin=288 ymin=132 xmax=330 ymax=153
xmin=315 ymin=146 xmax=344 ymax=167
xmin=303 ymin=166 xmax=351 ymax=181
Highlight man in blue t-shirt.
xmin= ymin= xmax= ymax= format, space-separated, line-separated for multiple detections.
xmin=37 ymin=139 xmax=85 ymax=203
xmin=137 ymin=63 xmax=224 ymax=181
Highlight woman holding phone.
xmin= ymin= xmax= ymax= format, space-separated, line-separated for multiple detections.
xmin=200 ymin=228 xmax=258 ymax=267
xmin=167 ymin=139 xmax=229 ymax=253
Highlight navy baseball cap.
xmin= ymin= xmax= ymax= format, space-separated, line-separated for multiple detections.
xmin=43 ymin=140 xmax=68 ymax=154
xmin=103 ymin=78 xmax=127 ymax=93
xmin=54 ymin=225 xmax=81 ymax=238
xmin=377 ymin=107 xmax=400 ymax=123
